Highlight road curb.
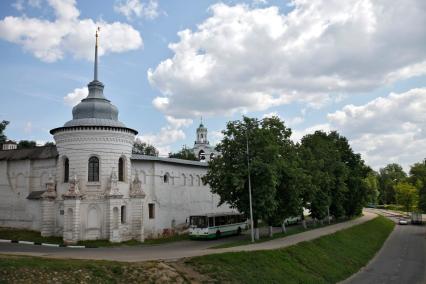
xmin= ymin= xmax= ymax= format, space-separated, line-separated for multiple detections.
xmin=0 ymin=239 xmax=96 ymax=248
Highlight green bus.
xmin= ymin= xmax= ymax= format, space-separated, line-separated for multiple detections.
xmin=189 ymin=212 xmax=247 ymax=239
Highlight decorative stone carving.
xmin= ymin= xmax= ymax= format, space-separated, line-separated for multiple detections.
xmin=63 ymin=175 xmax=82 ymax=199
xmin=130 ymin=172 xmax=145 ymax=198
xmin=41 ymin=174 xmax=57 ymax=200
xmin=107 ymin=168 xmax=122 ymax=198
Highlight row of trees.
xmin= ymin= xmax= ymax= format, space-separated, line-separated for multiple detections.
xmin=1 ymin=121 xmax=55 ymax=149
xmin=365 ymin=162 xmax=426 ymax=213
xmin=203 ymin=117 xmax=370 ymax=238
xmin=132 ymin=138 xmax=199 ymax=161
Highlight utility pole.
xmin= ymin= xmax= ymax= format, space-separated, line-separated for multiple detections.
xmin=246 ymin=128 xmax=255 ymax=243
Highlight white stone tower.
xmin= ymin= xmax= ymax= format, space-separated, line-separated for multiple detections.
xmin=192 ymin=119 xmax=217 ymax=162
xmin=49 ymin=28 xmax=144 ymax=244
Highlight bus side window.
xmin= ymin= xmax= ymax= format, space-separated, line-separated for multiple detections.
xmin=209 ymin=217 xmax=214 ymax=227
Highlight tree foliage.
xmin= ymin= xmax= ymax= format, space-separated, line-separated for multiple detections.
xmin=17 ymin=140 xmax=37 ymax=149
xmin=169 ymin=147 xmax=198 ymax=161
xmin=0 ymin=120 xmax=9 ymax=144
xmin=298 ymin=131 xmax=369 ymax=219
xmin=408 ymin=162 xmax=426 ymax=212
xmin=364 ymin=170 xmax=379 ymax=205
xmin=203 ymin=117 xmax=284 ymax=227
xmin=395 ymin=182 xmax=418 ymax=213
xmin=132 ymin=139 xmax=159 ymax=156
xmin=204 ymin=117 xmax=369 ymax=231
xmin=378 ymin=163 xmax=407 ymax=204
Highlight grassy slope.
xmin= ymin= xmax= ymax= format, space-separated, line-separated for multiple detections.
xmin=211 ymin=217 xmax=357 ymax=249
xmin=187 ymin=216 xmax=394 ymax=284
xmin=0 ymin=255 xmax=186 ymax=283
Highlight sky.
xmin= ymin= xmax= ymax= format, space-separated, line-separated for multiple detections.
xmin=0 ymin=0 xmax=425 ymax=172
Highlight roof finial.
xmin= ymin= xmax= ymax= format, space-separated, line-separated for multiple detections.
xmin=94 ymin=27 xmax=100 ymax=81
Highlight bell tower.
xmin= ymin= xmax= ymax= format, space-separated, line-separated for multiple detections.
xmin=195 ymin=118 xmax=208 ymax=145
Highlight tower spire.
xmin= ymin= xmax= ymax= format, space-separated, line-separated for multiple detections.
xmin=94 ymin=27 xmax=100 ymax=81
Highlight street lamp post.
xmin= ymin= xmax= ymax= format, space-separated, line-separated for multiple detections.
xmin=246 ymin=129 xmax=255 ymax=243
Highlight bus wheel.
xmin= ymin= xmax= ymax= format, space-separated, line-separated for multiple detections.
xmin=237 ymin=227 xmax=242 ymax=235
xmin=216 ymin=230 xmax=221 ymax=239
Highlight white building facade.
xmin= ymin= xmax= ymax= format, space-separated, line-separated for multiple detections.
xmin=0 ymin=33 xmax=228 ymax=244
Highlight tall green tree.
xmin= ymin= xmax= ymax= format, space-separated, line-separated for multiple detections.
xmin=364 ymin=170 xmax=380 ymax=205
xmin=0 ymin=120 xmax=9 ymax=144
xmin=169 ymin=147 xmax=198 ymax=161
xmin=132 ymin=139 xmax=159 ymax=156
xmin=408 ymin=161 xmax=426 ymax=213
xmin=299 ymin=131 xmax=368 ymax=219
xmin=330 ymin=132 xmax=369 ymax=217
xmin=261 ymin=117 xmax=304 ymax=233
xmin=378 ymin=163 xmax=407 ymax=204
xmin=395 ymin=182 xmax=418 ymax=213
xmin=203 ymin=117 xmax=283 ymax=235
xmin=298 ymin=132 xmax=331 ymax=220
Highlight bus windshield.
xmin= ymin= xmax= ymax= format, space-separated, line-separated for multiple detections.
xmin=190 ymin=216 xmax=208 ymax=228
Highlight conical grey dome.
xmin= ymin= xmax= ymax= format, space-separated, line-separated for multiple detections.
xmin=63 ymin=80 xmax=125 ymax=128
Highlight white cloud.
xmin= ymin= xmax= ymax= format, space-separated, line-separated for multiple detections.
xmin=209 ymin=130 xmax=224 ymax=146
xmin=63 ymin=86 xmax=88 ymax=106
xmin=165 ymin=115 xmax=192 ymax=128
xmin=114 ymin=0 xmax=160 ymax=20
xmin=326 ymin=88 xmax=426 ymax=170
xmin=291 ymin=123 xmax=331 ymax=142
xmin=0 ymin=0 xmax=143 ymax=62
xmin=138 ymin=115 xmax=193 ymax=156
xmin=12 ymin=0 xmax=24 ymax=11
xmin=148 ymin=1 xmax=426 ymax=118
xmin=262 ymin=111 xmax=304 ymax=127
xmin=24 ymin=121 xmax=33 ymax=134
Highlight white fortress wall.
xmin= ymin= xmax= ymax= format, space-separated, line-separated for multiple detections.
xmin=131 ymin=159 xmax=231 ymax=238
xmin=0 ymin=158 xmax=57 ymax=230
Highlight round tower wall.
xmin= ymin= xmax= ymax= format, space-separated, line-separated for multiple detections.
xmin=53 ymin=127 xmax=135 ymax=197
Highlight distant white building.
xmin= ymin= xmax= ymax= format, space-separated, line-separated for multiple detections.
xmin=0 ymin=31 xmax=229 ymax=244
xmin=2 ymin=140 xmax=17 ymax=150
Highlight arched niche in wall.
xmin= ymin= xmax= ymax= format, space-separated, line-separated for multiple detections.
xmin=65 ymin=208 xmax=73 ymax=232
xmin=139 ymin=170 xmax=147 ymax=184
xmin=189 ymin=174 xmax=194 ymax=186
xmin=15 ymin=173 xmax=26 ymax=197
xmin=113 ymin=207 xmax=119 ymax=230
xmin=87 ymin=205 xmax=101 ymax=240
xmin=40 ymin=172 xmax=49 ymax=190
xmin=87 ymin=205 xmax=101 ymax=229
xmin=181 ymin=173 xmax=186 ymax=186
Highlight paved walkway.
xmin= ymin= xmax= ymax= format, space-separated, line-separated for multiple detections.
xmin=0 ymin=211 xmax=376 ymax=262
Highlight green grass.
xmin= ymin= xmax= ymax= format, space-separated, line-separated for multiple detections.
xmin=211 ymin=217 xmax=356 ymax=249
xmin=187 ymin=216 xmax=394 ymax=284
xmin=0 ymin=255 xmax=185 ymax=283
xmin=0 ymin=227 xmax=189 ymax=247
xmin=0 ymin=228 xmax=63 ymax=244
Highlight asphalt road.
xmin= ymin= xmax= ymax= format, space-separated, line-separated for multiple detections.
xmin=0 ymin=211 xmax=375 ymax=262
xmin=344 ymin=209 xmax=426 ymax=284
